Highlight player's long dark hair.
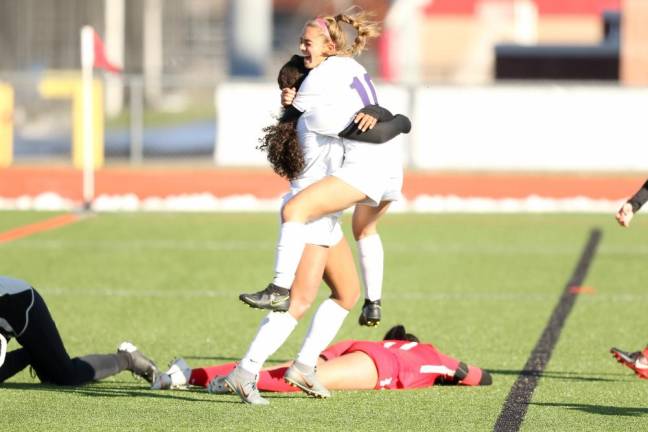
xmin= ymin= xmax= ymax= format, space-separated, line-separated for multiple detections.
xmin=257 ymin=55 xmax=308 ymax=180
xmin=383 ymin=324 xmax=420 ymax=343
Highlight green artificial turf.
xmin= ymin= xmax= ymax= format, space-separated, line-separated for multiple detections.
xmin=1 ymin=212 xmax=647 ymax=431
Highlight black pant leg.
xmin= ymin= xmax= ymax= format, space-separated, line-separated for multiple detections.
xmin=16 ymin=289 xmax=80 ymax=384
xmin=0 ymin=348 xmax=30 ymax=383
xmin=17 ymin=290 xmax=126 ymax=385
xmin=73 ymin=354 xmax=127 ymax=381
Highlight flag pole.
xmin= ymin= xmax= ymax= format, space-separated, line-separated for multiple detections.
xmin=80 ymin=26 xmax=95 ymax=211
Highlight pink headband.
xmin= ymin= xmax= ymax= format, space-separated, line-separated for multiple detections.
xmin=315 ymin=17 xmax=331 ymax=41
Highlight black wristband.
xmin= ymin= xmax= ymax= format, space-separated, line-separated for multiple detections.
xmin=628 ymin=180 xmax=648 ymax=213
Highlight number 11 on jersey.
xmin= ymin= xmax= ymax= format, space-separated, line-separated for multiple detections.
xmin=350 ymin=73 xmax=378 ymax=106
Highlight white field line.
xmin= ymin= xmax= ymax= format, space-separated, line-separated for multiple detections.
xmin=0 ymin=192 xmax=628 ymax=213
xmin=37 ymin=287 xmax=648 ymax=302
xmin=7 ymin=238 xmax=648 ymax=256
xmin=2 ymin=238 xmax=596 ymax=256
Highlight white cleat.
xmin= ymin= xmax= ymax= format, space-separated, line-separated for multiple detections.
xmin=151 ymin=358 xmax=191 ymax=390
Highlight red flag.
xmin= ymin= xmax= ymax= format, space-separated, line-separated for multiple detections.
xmin=92 ymin=30 xmax=122 ymax=74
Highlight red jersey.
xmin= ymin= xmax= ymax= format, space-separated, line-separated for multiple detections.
xmin=321 ymin=339 xmax=455 ymax=390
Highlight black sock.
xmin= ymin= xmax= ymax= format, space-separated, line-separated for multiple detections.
xmin=117 ymin=350 xmax=132 ymax=370
xmin=76 ymin=354 xmax=127 ymax=381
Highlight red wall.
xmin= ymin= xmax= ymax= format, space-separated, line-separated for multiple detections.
xmin=423 ymin=0 xmax=620 ymax=16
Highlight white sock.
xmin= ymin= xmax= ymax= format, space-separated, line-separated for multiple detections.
xmin=357 ymin=234 xmax=384 ymax=301
xmin=296 ymin=299 xmax=349 ymax=368
xmin=239 ymin=311 xmax=298 ymax=375
xmin=272 ymin=221 xmax=307 ymax=289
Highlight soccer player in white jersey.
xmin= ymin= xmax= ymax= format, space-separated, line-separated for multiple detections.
xmin=241 ymin=9 xmax=397 ymax=329
xmin=224 ymin=51 xmax=409 ymax=404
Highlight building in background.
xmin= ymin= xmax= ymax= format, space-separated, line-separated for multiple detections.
xmin=0 ymin=0 xmax=645 ymax=167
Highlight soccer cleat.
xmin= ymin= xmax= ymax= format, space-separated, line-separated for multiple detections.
xmin=222 ymin=366 xmax=269 ymax=405
xmin=358 ymin=299 xmax=381 ymax=327
xmin=207 ymin=376 xmax=234 ymax=395
xmin=117 ymin=341 xmax=160 ymax=384
xmin=151 ymin=358 xmax=191 ymax=390
xmin=283 ymin=362 xmax=331 ymax=398
xmin=239 ymin=283 xmax=290 ymax=312
xmin=610 ymin=347 xmax=648 ymax=379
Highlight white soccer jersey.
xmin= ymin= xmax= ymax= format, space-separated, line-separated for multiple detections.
xmin=293 ymin=55 xmax=403 ymax=206
xmin=293 ymin=56 xmax=378 ymax=137
xmin=291 ymin=115 xmax=344 ymax=192
xmin=284 ymin=114 xmax=344 ymax=247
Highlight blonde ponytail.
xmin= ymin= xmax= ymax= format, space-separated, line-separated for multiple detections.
xmin=307 ymin=6 xmax=381 ymax=57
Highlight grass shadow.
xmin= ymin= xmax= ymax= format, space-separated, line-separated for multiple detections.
xmin=487 ymin=368 xmax=627 ymax=382
xmin=530 ymin=401 xmax=648 ymax=417
xmin=0 ymin=381 xmax=307 ymax=403
xmin=182 ymin=355 xmax=291 ymax=364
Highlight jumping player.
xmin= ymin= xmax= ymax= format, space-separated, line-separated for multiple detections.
xmin=251 ymin=53 xmax=409 ymax=328
xmin=610 ymin=179 xmax=648 ymax=377
xmin=151 ymin=325 xmax=492 ymax=394
xmin=0 ymin=275 xmax=158 ymax=385
xmin=223 ymin=49 xmax=410 ymax=404
xmin=241 ymin=8 xmax=401 ymax=334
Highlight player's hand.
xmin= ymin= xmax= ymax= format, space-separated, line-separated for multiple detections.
xmin=353 ymin=112 xmax=377 ymax=132
xmin=615 ymin=202 xmax=634 ymax=227
xmin=281 ymin=87 xmax=296 ymax=106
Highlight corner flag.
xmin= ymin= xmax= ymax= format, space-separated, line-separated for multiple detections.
xmin=80 ymin=26 xmax=122 ymax=210
xmin=92 ymin=29 xmax=122 ymax=74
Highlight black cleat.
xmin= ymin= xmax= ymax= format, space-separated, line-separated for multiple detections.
xmin=239 ymin=283 xmax=290 ymax=312
xmin=358 ymin=299 xmax=381 ymax=327
xmin=118 ymin=342 xmax=160 ymax=384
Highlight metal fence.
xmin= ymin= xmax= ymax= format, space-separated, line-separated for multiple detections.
xmin=3 ymin=72 xmax=218 ymax=165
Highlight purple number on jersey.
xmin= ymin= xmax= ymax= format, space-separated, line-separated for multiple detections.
xmin=350 ymin=73 xmax=378 ymax=106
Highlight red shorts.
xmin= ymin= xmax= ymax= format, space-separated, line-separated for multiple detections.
xmin=339 ymin=341 xmax=401 ymax=390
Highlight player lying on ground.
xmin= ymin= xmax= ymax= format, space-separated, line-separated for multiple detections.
xmin=151 ymin=325 xmax=492 ymax=392
xmin=610 ymin=179 xmax=648 ymax=379
xmin=0 ymin=275 xmax=158 ymax=385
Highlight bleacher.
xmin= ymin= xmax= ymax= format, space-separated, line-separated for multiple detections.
xmin=495 ymin=11 xmax=621 ymax=80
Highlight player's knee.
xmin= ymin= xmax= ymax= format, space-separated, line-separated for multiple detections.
xmin=352 ymin=225 xmax=377 ymax=241
xmin=282 ymin=199 xmax=303 ymax=222
xmin=288 ymin=295 xmax=312 ymax=320
xmin=332 ymin=290 xmax=359 ymax=311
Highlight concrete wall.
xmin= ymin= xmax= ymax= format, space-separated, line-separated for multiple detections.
xmin=215 ymin=82 xmax=648 ymax=171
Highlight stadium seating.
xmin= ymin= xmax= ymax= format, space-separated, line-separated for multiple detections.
xmin=495 ymin=11 xmax=620 ymax=80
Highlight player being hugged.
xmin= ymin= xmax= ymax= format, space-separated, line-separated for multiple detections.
xmin=241 ymin=6 xmax=406 ymax=329
xmin=224 ymin=8 xmax=411 ymax=405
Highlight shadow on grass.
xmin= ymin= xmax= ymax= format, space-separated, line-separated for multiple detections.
xmin=0 ymin=382 xmax=307 ymax=403
xmin=182 ymin=355 xmax=291 ymax=364
xmin=182 ymin=355 xmax=240 ymax=362
xmin=487 ymin=369 xmax=628 ymax=382
xmin=529 ymin=402 xmax=648 ymax=417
